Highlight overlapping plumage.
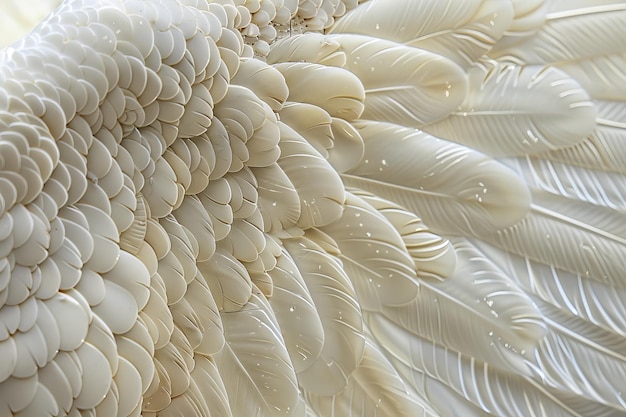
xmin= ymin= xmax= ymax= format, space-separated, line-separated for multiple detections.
xmin=1 ymin=0 xmax=626 ymax=416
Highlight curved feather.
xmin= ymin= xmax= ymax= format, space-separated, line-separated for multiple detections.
xmin=277 ymin=122 xmax=345 ymax=229
xmin=370 ymin=314 xmax=585 ymax=417
xmin=305 ymin=341 xmax=438 ymax=417
xmin=544 ymin=100 xmax=626 ymax=175
xmin=486 ymin=194 xmax=626 ymax=288
xmin=268 ymin=248 xmax=325 ymax=374
xmin=197 ymin=248 xmax=252 ymax=313
xmin=327 ymin=34 xmax=468 ymax=127
xmin=555 ymin=53 xmax=626 ymax=101
xmin=173 ymin=355 xmax=232 ymax=417
xmin=502 ymin=156 xmax=626 ymax=211
xmin=375 ymin=238 xmax=546 ymax=376
xmin=231 ymin=57 xmax=289 ymax=111
xmin=251 ymin=162 xmax=301 ymax=234
xmin=278 ymin=102 xmax=334 ymax=159
xmin=490 ymin=1 xmax=626 ymax=64
xmin=283 ymin=231 xmax=365 ymax=396
xmin=424 ymin=62 xmax=596 ymax=157
xmin=272 ymin=62 xmax=365 ymax=121
xmin=319 ymin=191 xmax=420 ymax=311
xmin=529 ymin=301 xmax=626 ymax=410
xmin=353 ymin=190 xmax=457 ymax=280
xmin=329 ymin=0 xmax=515 ymax=68
xmin=215 ymin=290 xmax=300 ymax=417
xmin=489 ymin=0 xmax=547 ymax=54
xmin=473 ymin=240 xmax=626 ymax=339
xmin=344 ymin=121 xmax=531 ymax=237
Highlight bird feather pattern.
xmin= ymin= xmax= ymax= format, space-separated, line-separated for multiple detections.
xmin=369 ymin=314 xmax=585 ymax=417
xmin=529 ymin=300 xmax=626 ymax=410
xmin=352 ymin=189 xmax=457 ymax=280
xmin=278 ymin=102 xmax=334 ymax=160
xmin=197 ymin=248 xmax=252 ymax=313
xmin=474 ymin=240 xmax=626 ymax=339
xmin=304 ymin=341 xmax=438 ymax=417
xmin=181 ymin=354 xmax=233 ymax=417
xmin=343 ymin=121 xmax=531 ymax=237
xmin=501 ymin=156 xmax=626 ymax=211
xmin=488 ymin=0 xmax=547 ymax=53
xmin=373 ymin=238 xmax=545 ymax=376
xmin=277 ymin=122 xmax=345 ymax=229
xmin=3 ymin=0 xmax=626 ymax=416
xmin=318 ymin=191 xmax=421 ymax=311
xmin=544 ymin=99 xmax=626 ymax=175
xmin=273 ymin=61 xmax=365 ymax=121
xmin=485 ymin=194 xmax=626 ymax=288
xmin=268 ymin=248 xmax=325 ymax=374
xmin=214 ymin=290 xmax=300 ymax=417
xmin=231 ymin=58 xmax=289 ymax=112
xmin=327 ymin=34 xmax=468 ymax=127
xmin=424 ymin=61 xmax=596 ymax=157
xmin=266 ymin=33 xmax=346 ymax=67
xmin=490 ymin=1 xmax=626 ymax=64
xmin=532 ymin=191 xmax=626 ymax=240
xmin=283 ymin=231 xmax=365 ymax=396
xmin=329 ymin=0 xmax=515 ymax=68
xmin=555 ymin=53 xmax=626 ymax=100
xmin=251 ymin=162 xmax=301 ymax=234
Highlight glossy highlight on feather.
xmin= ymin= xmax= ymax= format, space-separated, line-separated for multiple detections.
xmin=1 ymin=0 xmax=626 ymax=416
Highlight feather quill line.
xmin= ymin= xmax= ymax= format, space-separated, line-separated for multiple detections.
xmin=547 ymin=5 xmax=626 ymax=20
xmin=530 ymin=203 xmax=626 ymax=246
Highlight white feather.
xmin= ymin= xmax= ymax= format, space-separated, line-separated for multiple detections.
xmin=329 ymin=0 xmax=515 ymax=68
xmin=305 ymin=341 xmax=439 ymax=417
xmin=215 ymin=290 xmax=300 ymax=417
xmin=284 ymin=231 xmax=365 ymax=396
xmin=319 ymin=191 xmax=420 ymax=311
xmin=425 ymin=62 xmax=596 ymax=156
xmin=490 ymin=1 xmax=626 ymax=64
xmin=344 ymin=121 xmax=531 ymax=236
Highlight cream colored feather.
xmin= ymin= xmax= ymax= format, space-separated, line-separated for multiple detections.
xmin=215 ymin=290 xmax=300 ymax=416
xmin=329 ymin=0 xmax=515 ymax=68
xmin=304 ymin=341 xmax=439 ymax=417
xmin=283 ymin=231 xmax=365 ymax=396
xmin=318 ymin=191 xmax=420 ymax=311
xmin=490 ymin=0 xmax=626 ymax=64
xmin=424 ymin=61 xmax=596 ymax=156
xmin=343 ymin=121 xmax=531 ymax=236
xmin=373 ymin=238 xmax=546 ymax=376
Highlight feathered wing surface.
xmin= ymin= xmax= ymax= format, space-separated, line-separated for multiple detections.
xmin=1 ymin=0 xmax=626 ymax=416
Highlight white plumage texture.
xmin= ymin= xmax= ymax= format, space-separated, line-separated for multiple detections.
xmin=1 ymin=0 xmax=625 ymax=416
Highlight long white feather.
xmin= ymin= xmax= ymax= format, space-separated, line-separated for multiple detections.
xmin=501 ymin=156 xmax=626 ymax=211
xmin=318 ymin=192 xmax=420 ymax=311
xmin=343 ymin=121 xmax=531 ymax=237
xmin=474 ymin=240 xmax=626 ymax=338
xmin=326 ymin=34 xmax=467 ymax=127
xmin=283 ymin=231 xmax=365 ymax=396
xmin=374 ymin=239 xmax=545 ymax=376
xmin=368 ymin=313 xmax=585 ymax=417
xmin=490 ymin=1 xmax=626 ymax=64
xmin=424 ymin=61 xmax=596 ymax=157
xmin=529 ymin=301 xmax=626 ymax=410
xmin=329 ymin=0 xmax=515 ymax=68
xmin=214 ymin=290 xmax=300 ymax=417
xmin=485 ymin=196 xmax=626 ymax=288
